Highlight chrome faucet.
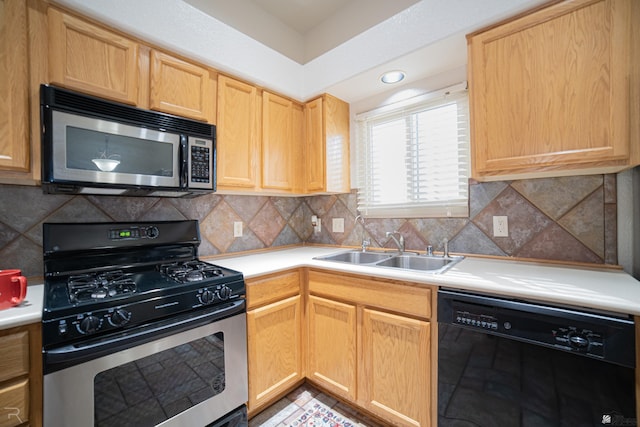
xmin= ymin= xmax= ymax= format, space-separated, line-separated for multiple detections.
xmin=442 ymin=238 xmax=449 ymax=258
xmin=355 ymin=215 xmax=370 ymax=252
xmin=386 ymin=231 xmax=405 ymax=254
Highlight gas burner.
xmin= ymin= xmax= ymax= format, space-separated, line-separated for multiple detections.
xmin=159 ymin=261 xmax=224 ymax=284
xmin=68 ymin=270 xmax=136 ymax=303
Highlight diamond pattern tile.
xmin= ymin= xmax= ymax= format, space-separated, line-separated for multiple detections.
xmin=472 ymin=187 xmax=552 ymax=255
xmin=511 ymin=176 xmax=602 ymax=220
xmin=450 ymin=223 xmax=506 ymax=257
xmin=0 ymin=174 xmax=619 ymax=278
xmin=249 ymin=200 xmax=286 ymax=246
xmin=200 ymin=200 xmax=242 ymax=253
xmin=515 ymin=223 xmax=602 ymax=263
xmin=324 ymin=199 xmax=354 ymax=245
xmin=88 ymin=196 xmax=161 ymax=221
xmin=225 ymin=195 xmax=268 ymax=222
xmin=558 ymin=188 xmax=604 ymax=258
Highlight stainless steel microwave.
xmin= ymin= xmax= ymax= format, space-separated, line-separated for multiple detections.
xmin=41 ymin=85 xmax=215 ymax=197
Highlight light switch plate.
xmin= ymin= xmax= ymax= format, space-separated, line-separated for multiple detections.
xmin=233 ymin=221 xmax=243 ymax=237
xmin=333 ymin=218 xmax=345 ymax=233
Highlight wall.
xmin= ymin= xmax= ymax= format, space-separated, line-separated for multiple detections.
xmin=0 ymin=173 xmax=616 ymax=278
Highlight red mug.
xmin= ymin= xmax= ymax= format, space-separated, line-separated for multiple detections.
xmin=0 ymin=269 xmax=27 ymax=310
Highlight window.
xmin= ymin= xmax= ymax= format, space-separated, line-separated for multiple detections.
xmin=355 ymin=83 xmax=470 ymax=218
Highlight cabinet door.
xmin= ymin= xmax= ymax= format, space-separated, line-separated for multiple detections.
xmin=307 ymin=295 xmax=357 ymax=401
xmin=262 ymin=92 xmax=293 ymax=191
xmin=324 ymin=94 xmax=350 ymax=193
xmin=247 ymin=295 xmax=303 ymax=413
xmin=360 ymin=309 xmax=431 ymax=427
xmin=304 ymin=97 xmax=325 ymax=193
xmin=0 ymin=0 xmax=30 ymax=172
xmin=304 ymin=95 xmax=350 ymax=194
xmin=469 ymin=0 xmax=636 ymax=179
xmin=149 ymin=50 xmax=214 ymax=122
xmin=291 ymin=102 xmax=305 ymax=194
xmin=216 ymin=75 xmax=259 ymax=189
xmin=48 ymin=8 xmax=139 ymax=105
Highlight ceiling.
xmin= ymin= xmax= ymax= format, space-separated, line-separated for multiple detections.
xmin=182 ymin=0 xmax=420 ymax=64
xmin=53 ymin=0 xmax=548 ymax=104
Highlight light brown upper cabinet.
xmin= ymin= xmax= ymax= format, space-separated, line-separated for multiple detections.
xmin=48 ymin=7 xmax=215 ymax=123
xmin=304 ymin=94 xmax=350 ymax=193
xmin=48 ymin=7 xmax=139 ymax=105
xmin=216 ymin=75 xmax=260 ymax=190
xmin=468 ymin=0 xmax=640 ymax=180
xmin=0 ymin=0 xmax=30 ymax=175
xmin=149 ymin=50 xmax=215 ymax=122
xmin=262 ymin=91 xmax=302 ymax=192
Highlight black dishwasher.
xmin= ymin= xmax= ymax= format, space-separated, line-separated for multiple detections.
xmin=438 ymin=289 xmax=636 ymax=427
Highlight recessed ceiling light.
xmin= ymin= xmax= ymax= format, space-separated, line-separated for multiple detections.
xmin=380 ymin=70 xmax=405 ymax=84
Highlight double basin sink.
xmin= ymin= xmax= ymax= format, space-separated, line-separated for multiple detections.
xmin=314 ymin=250 xmax=463 ymax=274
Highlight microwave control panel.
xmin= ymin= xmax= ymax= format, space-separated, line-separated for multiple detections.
xmin=188 ymin=137 xmax=213 ymax=189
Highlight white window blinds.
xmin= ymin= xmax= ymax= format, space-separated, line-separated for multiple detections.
xmin=355 ymin=83 xmax=470 ymax=218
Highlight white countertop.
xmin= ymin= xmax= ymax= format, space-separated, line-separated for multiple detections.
xmin=209 ymin=246 xmax=640 ymax=316
xmin=3 ymin=247 xmax=640 ymax=331
xmin=0 ymin=284 xmax=44 ymax=330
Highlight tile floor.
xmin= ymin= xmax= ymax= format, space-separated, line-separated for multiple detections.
xmin=248 ymin=383 xmax=386 ymax=427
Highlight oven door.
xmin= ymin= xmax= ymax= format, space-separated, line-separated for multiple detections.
xmin=43 ymin=302 xmax=247 ymax=427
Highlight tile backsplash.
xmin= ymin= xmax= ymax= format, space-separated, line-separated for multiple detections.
xmin=0 ymin=174 xmax=616 ymax=277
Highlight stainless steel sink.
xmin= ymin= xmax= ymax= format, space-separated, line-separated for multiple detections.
xmin=375 ymin=255 xmax=462 ymax=273
xmin=315 ymin=250 xmax=394 ymax=264
xmin=314 ymin=250 xmax=463 ymax=273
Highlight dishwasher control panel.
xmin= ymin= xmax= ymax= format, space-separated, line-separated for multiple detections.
xmin=439 ymin=289 xmax=635 ymax=368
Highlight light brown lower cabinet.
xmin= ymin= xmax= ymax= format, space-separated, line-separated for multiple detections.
xmin=307 ymin=295 xmax=357 ymax=401
xmin=246 ymin=271 xmax=304 ymax=416
xmin=247 ymin=269 xmax=434 ymax=426
xmin=0 ymin=322 xmax=42 ymax=427
xmin=360 ymin=308 xmax=431 ymax=426
xmin=307 ymin=270 xmax=434 ymax=427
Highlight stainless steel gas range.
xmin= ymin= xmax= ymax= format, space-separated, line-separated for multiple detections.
xmin=41 ymin=220 xmax=248 ymax=427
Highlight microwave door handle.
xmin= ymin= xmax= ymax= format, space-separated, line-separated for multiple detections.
xmin=180 ymin=135 xmax=189 ymax=189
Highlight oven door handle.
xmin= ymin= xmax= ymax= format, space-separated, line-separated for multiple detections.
xmin=44 ymin=299 xmax=245 ymax=373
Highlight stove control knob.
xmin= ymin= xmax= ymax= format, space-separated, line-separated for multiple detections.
xmin=79 ymin=315 xmax=101 ymax=334
xmin=145 ymin=226 xmax=159 ymax=239
xmin=200 ymin=290 xmax=216 ymax=305
xmin=218 ymin=286 xmax=232 ymax=301
xmin=109 ymin=309 xmax=131 ymax=327
xmin=569 ymin=332 xmax=589 ymax=349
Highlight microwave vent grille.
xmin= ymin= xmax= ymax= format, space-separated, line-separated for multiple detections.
xmin=45 ymin=86 xmax=214 ymax=138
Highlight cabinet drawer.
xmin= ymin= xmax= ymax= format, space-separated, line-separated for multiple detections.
xmin=0 ymin=379 xmax=29 ymax=427
xmin=308 ymin=270 xmax=432 ymax=319
xmin=246 ymin=270 xmax=301 ymax=309
xmin=0 ymin=331 xmax=28 ymax=383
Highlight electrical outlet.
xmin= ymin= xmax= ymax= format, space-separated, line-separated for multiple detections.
xmin=332 ymin=218 xmax=345 ymax=233
xmin=314 ymin=218 xmax=322 ymax=234
xmin=493 ymin=216 xmax=508 ymax=237
xmin=233 ymin=221 xmax=243 ymax=237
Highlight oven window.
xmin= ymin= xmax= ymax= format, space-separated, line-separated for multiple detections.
xmin=94 ymin=332 xmax=225 ymax=427
xmin=66 ymin=126 xmax=175 ymax=177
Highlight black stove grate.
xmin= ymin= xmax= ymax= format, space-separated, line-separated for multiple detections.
xmin=158 ymin=261 xmax=225 ymax=283
xmin=68 ymin=270 xmax=137 ymax=303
